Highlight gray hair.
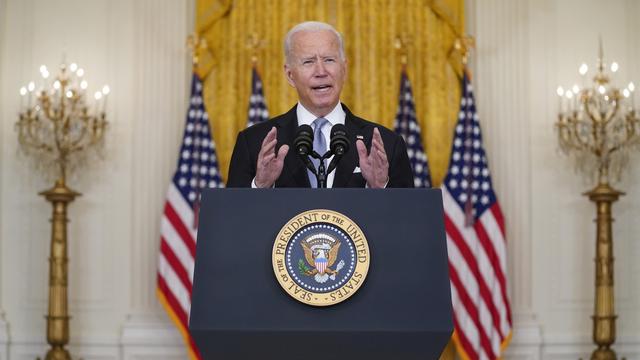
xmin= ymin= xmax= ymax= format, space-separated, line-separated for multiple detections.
xmin=284 ymin=21 xmax=345 ymax=64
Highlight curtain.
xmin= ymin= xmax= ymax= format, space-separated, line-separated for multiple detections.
xmin=195 ymin=0 xmax=464 ymax=187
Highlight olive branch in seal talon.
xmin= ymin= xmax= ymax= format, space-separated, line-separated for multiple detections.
xmin=298 ymin=259 xmax=315 ymax=276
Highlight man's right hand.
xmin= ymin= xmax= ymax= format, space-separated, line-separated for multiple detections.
xmin=254 ymin=127 xmax=289 ymax=188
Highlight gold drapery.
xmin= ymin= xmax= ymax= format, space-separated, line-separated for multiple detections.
xmin=195 ymin=0 xmax=464 ymax=187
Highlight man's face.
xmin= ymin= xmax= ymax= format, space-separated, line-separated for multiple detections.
xmin=284 ymin=30 xmax=347 ymax=117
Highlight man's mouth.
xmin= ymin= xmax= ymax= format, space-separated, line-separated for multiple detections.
xmin=311 ymin=84 xmax=333 ymax=92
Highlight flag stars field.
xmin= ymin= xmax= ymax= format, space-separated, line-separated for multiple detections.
xmin=393 ymin=70 xmax=432 ymax=188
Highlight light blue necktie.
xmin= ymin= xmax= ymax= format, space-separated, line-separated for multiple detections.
xmin=308 ymin=117 xmax=328 ymax=188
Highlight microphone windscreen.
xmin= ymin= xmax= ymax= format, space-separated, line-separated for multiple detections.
xmin=294 ymin=124 xmax=314 ymax=156
xmin=330 ymin=124 xmax=350 ymax=155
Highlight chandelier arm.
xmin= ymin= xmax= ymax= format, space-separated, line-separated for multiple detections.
xmin=66 ymin=121 xmax=90 ymax=153
xmin=22 ymin=117 xmax=55 ymax=152
xmin=601 ymin=100 xmax=620 ymax=127
xmin=569 ymin=116 xmax=597 ymax=154
xmin=558 ymin=121 xmax=584 ymax=152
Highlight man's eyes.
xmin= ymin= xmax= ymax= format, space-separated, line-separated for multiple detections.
xmin=301 ymin=58 xmax=336 ymax=65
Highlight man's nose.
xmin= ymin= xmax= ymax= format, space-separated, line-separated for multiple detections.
xmin=313 ymin=61 xmax=328 ymax=77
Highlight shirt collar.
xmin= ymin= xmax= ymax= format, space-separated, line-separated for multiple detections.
xmin=296 ymin=102 xmax=346 ymax=127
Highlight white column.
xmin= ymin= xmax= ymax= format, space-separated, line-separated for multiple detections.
xmin=0 ymin=0 xmax=9 ymax=353
xmin=121 ymin=0 xmax=194 ymax=358
xmin=465 ymin=0 xmax=542 ymax=358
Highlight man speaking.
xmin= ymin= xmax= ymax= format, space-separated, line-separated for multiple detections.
xmin=227 ymin=21 xmax=413 ymax=188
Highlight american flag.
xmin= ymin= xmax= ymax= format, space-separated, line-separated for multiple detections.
xmin=246 ymin=67 xmax=269 ymax=128
xmin=393 ymin=70 xmax=432 ymax=187
xmin=443 ymin=73 xmax=512 ymax=360
xmin=156 ymin=73 xmax=224 ymax=360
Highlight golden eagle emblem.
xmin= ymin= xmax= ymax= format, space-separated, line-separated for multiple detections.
xmin=299 ymin=234 xmax=345 ymax=283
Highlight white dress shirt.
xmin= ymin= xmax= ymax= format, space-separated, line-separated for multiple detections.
xmin=295 ymin=102 xmax=345 ymax=188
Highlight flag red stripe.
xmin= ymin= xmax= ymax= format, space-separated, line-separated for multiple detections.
xmin=490 ymin=204 xmax=512 ymax=326
xmin=473 ymin=218 xmax=508 ymax=339
xmin=158 ymin=274 xmax=189 ymax=328
xmin=452 ymin=310 xmax=478 ymax=360
xmin=160 ymin=237 xmax=193 ymax=295
xmin=446 ymin=214 xmax=503 ymax=341
xmin=448 ymin=261 xmax=496 ymax=359
xmin=157 ymin=280 xmax=201 ymax=360
xmin=490 ymin=204 xmax=506 ymax=239
xmin=165 ymin=202 xmax=196 ymax=256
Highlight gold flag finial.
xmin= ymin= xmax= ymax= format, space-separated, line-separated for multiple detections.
xmin=394 ymin=32 xmax=412 ymax=67
xmin=246 ymin=32 xmax=266 ymax=66
xmin=453 ymin=35 xmax=476 ymax=65
xmin=187 ymin=32 xmax=208 ymax=67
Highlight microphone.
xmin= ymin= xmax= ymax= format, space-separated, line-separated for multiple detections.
xmin=329 ymin=124 xmax=350 ymax=156
xmin=293 ymin=125 xmax=316 ymax=174
xmin=327 ymin=124 xmax=350 ymax=175
xmin=293 ymin=124 xmax=313 ymax=157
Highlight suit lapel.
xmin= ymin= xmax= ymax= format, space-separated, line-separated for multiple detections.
xmin=276 ymin=105 xmax=311 ymax=187
xmin=332 ymin=105 xmax=369 ymax=187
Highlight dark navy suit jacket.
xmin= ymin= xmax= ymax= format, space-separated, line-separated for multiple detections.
xmin=227 ymin=104 xmax=414 ymax=188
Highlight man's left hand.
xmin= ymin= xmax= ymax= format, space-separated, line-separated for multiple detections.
xmin=356 ymin=127 xmax=389 ymax=189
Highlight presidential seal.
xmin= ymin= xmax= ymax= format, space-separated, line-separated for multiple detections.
xmin=272 ymin=209 xmax=370 ymax=306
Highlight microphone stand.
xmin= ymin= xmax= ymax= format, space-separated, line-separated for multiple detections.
xmin=310 ymin=150 xmax=333 ymax=188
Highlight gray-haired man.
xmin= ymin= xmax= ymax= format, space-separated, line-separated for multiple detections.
xmin=227 ymin=21 xmax=413 ymax=189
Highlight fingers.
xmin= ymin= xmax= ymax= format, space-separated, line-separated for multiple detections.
xmin=356 ymin=139 xmax=368 ymax=163
xmin=254 ymin=129 xmax=285 ymax=188
xmin=261 ymin=152 xmax=276 ymax=164
xmin=258 ymin=127 xmax=278 ymax=160
xmin=371 ymin=127 xmax=386 ymax=153
xmin=370 ymin=128 xmax=388 ymax=164
xmin=261 ymin=127 xmax=277 ymax=147
xmin=277 ymin=144 xmax=289 ymax=160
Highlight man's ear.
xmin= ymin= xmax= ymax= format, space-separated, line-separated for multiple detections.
xmin=284 ymin=64 xmax=295 ymax=87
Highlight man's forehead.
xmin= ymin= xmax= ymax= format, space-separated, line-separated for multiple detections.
xmin=291 ymin=30 xmax=340 ymax=49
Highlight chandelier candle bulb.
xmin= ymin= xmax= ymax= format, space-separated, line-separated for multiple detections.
xmin=565 ymin=90 xmax=575 ymax=111
xmin=580 ymin=63 xmax=589 ymax=75
xmin=101 ymin=85 xmax=110 ymax=113
xmin=27 ymin=81 xmax=35 ymax=107
xmin=611 ymin=62 xmax=619 ymax=74
xmin=19 ymin=86 xmax=26 ymax=107
xmin=557 ymin=86 xmax=565 ymax=112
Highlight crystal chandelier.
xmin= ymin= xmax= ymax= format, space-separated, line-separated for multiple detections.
xmin=555 ymin=44 xmax=640 ymax=185
xmin=16 ymin=62 xmax=109 ymax=182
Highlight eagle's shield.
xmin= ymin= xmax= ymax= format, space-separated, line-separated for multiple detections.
xmin=315 ymin=258 xmax=328 ymax=274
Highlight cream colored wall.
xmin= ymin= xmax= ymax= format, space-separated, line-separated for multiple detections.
xmin=0 ymin=0 xmax=9 ymax=356
xmin=467 ymin=0 xmax=640 ymax=358
xmin=1 ymin=1 xmax=639 ymax=359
